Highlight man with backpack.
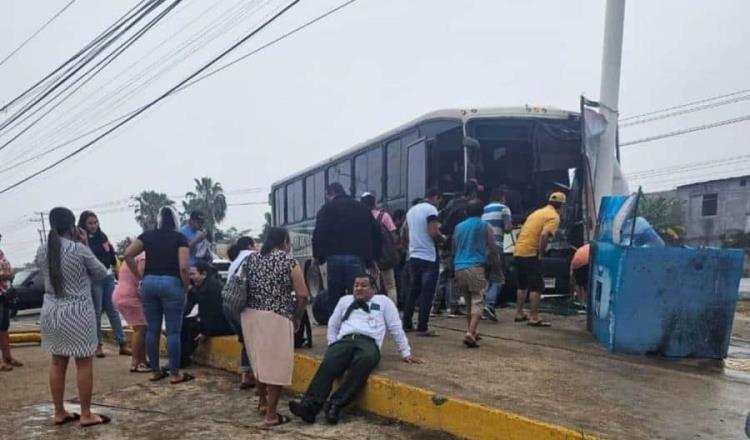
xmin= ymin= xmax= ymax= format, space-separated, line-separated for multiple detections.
xmin=360 ymin=193 xmax=400 ymax=305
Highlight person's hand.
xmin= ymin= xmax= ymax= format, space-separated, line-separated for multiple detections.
xmin=194 ymin=333 xmax=205 ymax=342
xmin=197 ymin=229 xmax=207 ymax=241
xmin=293 ymin=318 xmax=301 ymax=333
xmin=402 ymin=355 xmax=422 ymax=365
xmin=77 ymin=227 xmax=88 ymax=245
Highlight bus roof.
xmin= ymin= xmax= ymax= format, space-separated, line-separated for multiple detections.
xmin=270 ymin=105 xmax=578 ymax=188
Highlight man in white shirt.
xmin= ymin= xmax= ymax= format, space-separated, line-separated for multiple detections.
xmin=401 ymin=188 xmax=442 ymax=336
xmin=289 ymin=273 xmax=421 ymax=425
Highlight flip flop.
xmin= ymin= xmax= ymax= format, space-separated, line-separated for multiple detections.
xmin=527 ymin=320 xmax=552 ymax=327
xmin=0 ymin=364 xmax=12 ymax=372
xmin=148 ymin=370 xmax=169 ymax=382
xmin=130 ymin=364 xmax=151 ymax=373
xmin=80 ymin=414 xmax=111 ymax=428
xmin=514 ymin=315 xmax=529 ymax=322
xmin=463 ymin=335 xmax=479 ymax=348
xmin=6 ymin=359 xmax=23 ymax=367
xmin=239 ymin=381 xmax=256 ymax=390
xmin=170 ymin=373 xmax=195 ymax=384
xmin=53 ymin=413 xmax=80 ymax=426
xmin=264 ymin=413 xmax=290 ymax=426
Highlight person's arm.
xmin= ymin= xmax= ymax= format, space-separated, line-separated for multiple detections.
xmin=326 ymin=298 xmax=346 ymax=346
xmin=383 ymin=299 xmax=421 ymax=363
xmin=312 ymin=206 xmax=330 ymax=262
xmin=186 ymin=228 xmax=207 ymax=250
xmin=486 ymin=223 xmax=501 ymax=270
xmin=80 ymin=245 xmax=108 ymax=281
xmin=370 ymin=215 xmax=383 ymax=264
xmin=401 ymin=222 xmax=410 ymax=251
xmin=290 ymin=263 xmax=309 ymax=328
xmin=178 ymin=246 xmax=190 ymax=291
xmin=537 ymin=216 xmax=560 ymax=258
xmin=123 ymin=239 xmax=145 ymax=280
xmin=427 ymin=216 xmax=440 ymax=238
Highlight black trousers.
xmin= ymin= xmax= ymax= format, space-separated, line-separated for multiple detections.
xmin=301 ymin=334 xmax=380 ymax=413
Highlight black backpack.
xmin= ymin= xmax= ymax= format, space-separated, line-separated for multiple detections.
xmin=376 ymin=211 xmax=400 ymax=270
xmin=312 ymin=289 xmax=330 ymax=325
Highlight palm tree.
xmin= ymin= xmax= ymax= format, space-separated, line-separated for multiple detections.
xmin=638 ymin=194 xmax=685 ymax=246
xmin=182 ymin=177 xmax=227 ymax=235
xmin=133 ymin=191 xmax=175 ymax=231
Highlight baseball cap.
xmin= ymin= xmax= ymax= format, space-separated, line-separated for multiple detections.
xmin=549 ymin=192 xmax=567 ymax=203
xmin=360 ymin=192 xmax=374 ymax=198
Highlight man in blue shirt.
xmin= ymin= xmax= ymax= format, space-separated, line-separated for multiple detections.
xmin=180 ymin=210 xmax=210 ymax=266
xmin=454 ymin=199 xmax=500 ymax=347
xmin=481 ymin=188 xmax=512 ymax=321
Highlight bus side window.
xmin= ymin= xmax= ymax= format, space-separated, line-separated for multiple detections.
xmin=354 ymin=147 xmax=382 ymax=199
xmin=386 ymin=130 xmax=418 ymax=201
xmin=305 ymin=171 xmax=325 ymax=219
xmin=274 ymin=188 xmax=285 ymax=226
xmin=327 ymin=160 xmax=352 ymax=195
xmin=286 ymin=180 xmax=304 ymax=224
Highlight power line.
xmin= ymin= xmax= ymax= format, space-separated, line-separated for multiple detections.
xmin=0 ymin=0 xmax=298 ymax=195
xmin=0 ymin=0 xmax=77 ymax=68
xmin=620 ymin=93 xmax=750 ymax=127
xmin=620 ymin=113 xmax=750 ymax=147
xmin=625 ymin=154 xmax=750 ymax=179
xmin=620 ymin=87 xmax=750 ymax=121
xmin=0 ymin=0 xmax=355 ymax=182
xmin=0 ymin=0 xmax=153 ymax=113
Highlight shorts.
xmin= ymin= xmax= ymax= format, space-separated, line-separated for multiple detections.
xmin=573 ymin=265 xmax=589 ymax=288
xmin=0 ymin=295 xmax=10 ymax=332
xmin=455 ymin=267 xmax=487 ymax=316
xmin=514 ymin=256 xmax=544 ymax=292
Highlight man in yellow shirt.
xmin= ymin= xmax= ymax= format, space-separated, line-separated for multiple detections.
xmin=512 ymin=192 xmax=566 ymax=327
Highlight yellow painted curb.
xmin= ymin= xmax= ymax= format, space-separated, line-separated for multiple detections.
xmin=9 ymin=332 xmax=41 ymax=344
xmin=191 ymin=336 xmax=600 ymax=440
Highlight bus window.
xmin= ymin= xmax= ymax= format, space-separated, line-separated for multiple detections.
xmin=305 ymin=171 xmax=325 ymax=219
xmin=327 ymin=160 xmax=352 ymax=195
xmin=386 ymin=130 xmax=418 ymax=200
xmin=407 ymin=139 xmax=427 ymax=204
xmin=354 ymin=147 xmax=382 ymax=199
xmin=286 ymin=180 xmax=304 ymax=223
xmin=274 ymin=188 xmax=285 ymax=225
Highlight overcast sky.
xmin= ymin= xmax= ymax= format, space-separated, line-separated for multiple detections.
xmin=1 ymin=0 xmax=749 ymax=263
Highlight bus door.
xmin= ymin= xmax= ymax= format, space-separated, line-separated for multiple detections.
xmin=406 ymin=138 xmax=427 ymax=204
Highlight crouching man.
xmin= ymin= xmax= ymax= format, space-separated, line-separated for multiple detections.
xmin=289 ymin=273 xmax=422 ymax=424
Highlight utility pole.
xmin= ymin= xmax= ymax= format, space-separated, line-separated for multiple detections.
xmin=30 ymin=211 xmax=48 ymax=246
xmin=594 ymin=0 xmax=626 ymax=211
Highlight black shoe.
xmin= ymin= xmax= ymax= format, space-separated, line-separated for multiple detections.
xmin=324 ymin=401 xmax=341 ymax=425
xmin=289 ymin=400 xmax=316 ymax=424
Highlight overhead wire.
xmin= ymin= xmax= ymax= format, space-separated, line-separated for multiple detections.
xmin=0 ymin=0 xmax=153 ymax=113
xmin=0 ymin=0 xmax=302 ymax=194
xmin=0 ymin=0 xmax=358 ymax=178
xmin=5 ymin=0 xmax=274 ymax=164
xmin=0 ymin=0 xmax=78 ymax=68
xmin=0 ymin=0 xmax=169 ymax=137
xmin=620 ymin=87 xmax=750 ymax=122
xmin=620 ymin=93 xmax=750 ymax=127
xmin=620 ymin=113 xmax=750 ymax=146
xmin=0 ymin=0 xmax=184 ymax=156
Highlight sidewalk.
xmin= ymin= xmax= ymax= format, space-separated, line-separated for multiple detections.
xmin=195 ymin=303 xmax=750 ymax=440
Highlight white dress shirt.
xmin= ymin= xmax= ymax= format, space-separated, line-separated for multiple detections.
xmin=327 ymin=294 xmax=411 ymax=359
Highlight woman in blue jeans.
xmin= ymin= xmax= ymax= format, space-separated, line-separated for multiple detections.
xmin=124 ymin=207 xmax=193 ymax=384
xmin=78 ymin=211 xmax=129 ymax=358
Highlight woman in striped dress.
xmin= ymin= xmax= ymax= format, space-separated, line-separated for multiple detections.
xmin=36 ymin=207 xmax=111 ymax=428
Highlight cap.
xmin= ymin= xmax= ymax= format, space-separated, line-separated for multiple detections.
xmin=549 ymin=192 xmax=567 ymax=203
xmin=360 ymin=192 xmax=374 ymax=198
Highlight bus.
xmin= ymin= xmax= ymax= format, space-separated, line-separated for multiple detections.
xmin=270 ymin=106 xmax=587 ymax=301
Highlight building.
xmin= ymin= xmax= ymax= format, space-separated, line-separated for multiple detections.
xmin=674 ymin=175 xmax=750 ymax=247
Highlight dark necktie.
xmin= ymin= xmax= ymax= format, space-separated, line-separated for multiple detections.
xmin=342 ymin=300 xmax=370 ymax=321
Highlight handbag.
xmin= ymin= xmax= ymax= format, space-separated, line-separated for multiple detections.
xmin=221 ymin=256 xmax=251 ymax=316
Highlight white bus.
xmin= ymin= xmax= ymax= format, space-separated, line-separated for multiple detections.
xmin=270 ymin=106 xmax=586 ymax=301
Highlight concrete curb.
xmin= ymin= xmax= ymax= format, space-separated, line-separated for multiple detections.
xmin=9 ymin=331 xmax=41 ymax=344
xmin=191 ymin=336 xmax=600 ymax=440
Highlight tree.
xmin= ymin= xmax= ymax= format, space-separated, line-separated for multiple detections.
xmin=182 ymin=177 xmax=227 ymax=235
xmin=215 ymin=226 xmax=252 ymax=243
xmin=258 ymin=212 xmax=272 ymax=243
xmin=115 ymin=237 xmax=132 ymax=257
xmin=638 ymin=194 xmax=685 ymax=246
xmin=133 ymin=191 xmax=175 ymax=231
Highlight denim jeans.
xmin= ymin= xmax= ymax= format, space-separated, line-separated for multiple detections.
xmin=141 ymin=275 xmax=184 ymax=373
xmin=403 ymin=258 xmax=439 ymax=332
xmin=433 ymin=269 xmax=458 ymax=310
xmin=223 ymin=304 xmax=251 ymax=373
xmin=484 ymin=281 xmax=504 ymax=309
xmin=326 ymin=255 xmax=365 ymax=314
xmin=91 ymin=274 xmax=126 ymax=345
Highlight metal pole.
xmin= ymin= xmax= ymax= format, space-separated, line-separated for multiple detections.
xmin=38 ymin=212 xmax=47 ymax=245
xmin=594 ymin=0 xmax=626 ymax=212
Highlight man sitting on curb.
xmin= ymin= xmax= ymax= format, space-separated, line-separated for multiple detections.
xmin=289 ymin=273 xmax=422 ymax=424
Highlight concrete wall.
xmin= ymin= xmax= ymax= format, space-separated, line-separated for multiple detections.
xmin=675 ymin=176 xmax=750 ymax=246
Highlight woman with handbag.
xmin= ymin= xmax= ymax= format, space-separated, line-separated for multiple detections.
xmin=239 ymin=227 xmax=308 ymax=426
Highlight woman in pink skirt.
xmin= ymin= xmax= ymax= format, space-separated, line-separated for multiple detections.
xmin=113 ymin=252 xmax=149 ymax=372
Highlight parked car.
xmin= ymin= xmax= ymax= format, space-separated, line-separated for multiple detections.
xmin=5 ymin=267 xmax=45 ymax=318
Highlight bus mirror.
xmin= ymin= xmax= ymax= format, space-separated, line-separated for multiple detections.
xmin=463 ymin=136 xmax=480 ymax=149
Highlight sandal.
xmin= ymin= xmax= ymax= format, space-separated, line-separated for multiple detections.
xmin=514 ymin=315 xmax=529 ymax=322
xmin=527 ymin=320 xmax=552 ymax=327
xmin=257 ymin=403 xmax=268 ymax=415
xmin=264 ymin=413 xmax=290 ymax=426
xmin=170 ymin=373 xmax=195 ymax=384
xmin=149 ymin=369 xmax=169 ymax=382
xmin=239 ymin=381 xmax=256 ymax=390
xmin=130 ymin=364 xmax=151 ymax=373
xmin=463 ymin=334 xmax=479 ymax=348
xmin=80 ymin=414 xmax=111 ymax=428
xmin=5 ymin=358 xmax=23 ymax=367
xmin=53 ymin=413 xmax=80 ymax=426
xmin=0 ymin=364 xmax=12 ymax=372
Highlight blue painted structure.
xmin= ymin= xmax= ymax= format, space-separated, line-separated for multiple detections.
xmin=589 ymin=196 xmax=744 ymax=358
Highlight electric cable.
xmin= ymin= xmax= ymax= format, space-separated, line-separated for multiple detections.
xmin=620 ymin=87 xmax=750 ymax=122
xmin=620 ymin=114 xmax=750 ymax=147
